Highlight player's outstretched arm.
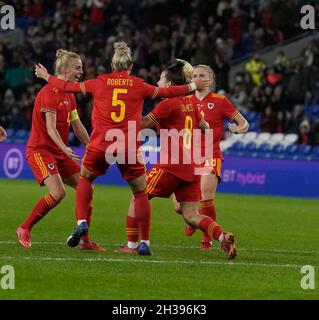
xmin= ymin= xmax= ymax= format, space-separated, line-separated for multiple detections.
xmin=0 ymin=126 xmax=7 ymax=142
xmin=141 ymin=115 xmax=156 ymax=129
xmin=35 ymin=64 xmax=96 ymax=95
xmin=143 ymin=77 xmax=211 ymax=100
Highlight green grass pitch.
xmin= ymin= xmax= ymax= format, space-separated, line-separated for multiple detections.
xmin=0 ymin=179 xmax=318 ymax=300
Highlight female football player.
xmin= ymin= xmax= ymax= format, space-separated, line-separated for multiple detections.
xmin=35 ymin=42 xmax=210 ymax=253
xmin=16 ymin=49 xmax=103 ymax=251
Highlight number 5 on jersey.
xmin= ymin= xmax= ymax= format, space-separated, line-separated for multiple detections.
xmin=111 ymin=88 xmax=127 ymax=122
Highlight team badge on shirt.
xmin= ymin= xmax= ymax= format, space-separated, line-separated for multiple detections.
xmin=208 ymin=103 xmax=215 ymax=109
xmin=48 ymin=163 xmax=55 ymax=170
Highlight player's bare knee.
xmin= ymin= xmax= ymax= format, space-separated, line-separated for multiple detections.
xmin=182 ymin=210 xmax=195 ymax=225
xmin=174 ymin=201 xmax=182 ymax=214
xmin=128 ymin=176 xmax=146 ymax=194
xmin=51 ymin=188 xmax=66 ymax=203
xmin=201 ymin=186 xmax=213 ymax=200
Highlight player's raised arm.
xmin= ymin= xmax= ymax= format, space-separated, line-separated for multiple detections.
xmin=141 ymin=116 xmax=156 ymax=129
xmin=0 ymin=126 xmax=7 ymax=142
xmin=35 ymin=63 xmax=96 ymax=95
xmin=142 ymin=77 xmax=211 ymax=100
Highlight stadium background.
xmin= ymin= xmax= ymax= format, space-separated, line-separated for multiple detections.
xmin=1 ymin=0 xmax=319 ymax=198
xmin=0 ymin=0 xmax=319 ymax=301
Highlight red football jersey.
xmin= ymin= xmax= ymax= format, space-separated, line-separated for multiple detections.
xmin=147 ymin=97 xmax=206 ymax=182
xmin=189 ymin=92 xmax=238 ymax=160
xmin=48 ymin=71 xmax=192 ymax=153
xmin=27 ymin=84 xmax=76 ymax=156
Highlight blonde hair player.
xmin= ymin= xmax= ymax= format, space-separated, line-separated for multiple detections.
xmin=16 ymin=49 xmax=104 ymax=251
xmin=116 ymin=60 xmax=236 ymax=259
xmin=173 ymin=64 xmax=249 ymax=250
xmin=35 ymin=42 xmax=210 ymax=254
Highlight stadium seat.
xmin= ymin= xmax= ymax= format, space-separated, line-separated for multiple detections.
xmin=256 ymin=143 xmax=272 ymax=158
xmin=284 ymin=145 xmax=298 ymax=159
xmin=4 ymin=128 xmax=15 ymax=143
xmin=241 ymin=131 xmax=258 ymax=145
xmin=255 ymin=132 xmax=271 ymax=146
xmin=243 ymin=142 xmax=257 ymax=157
xmin=227 ymin=132 xmax=244 ymax=144
xmin=295 ymin=145 xmax=312 ymax=160
xmin=233 ymin=141 xmax=245 ymax=151
xmin=271 ymin=144 xmax=285 ymax=158
xmin=309 ymin=145 xmax=319 ymax=161
xmin=311 ymin=145 xmax=319 ymax=156
xmin=25 ymin=131 xmax=31 ymax=142
xmin=14 ymin=129 xmax=27 ymax=144
xmin=226 ymin=141 xmax=245 ymax=156
xmin=245 ymin=112 xmax=258 ymax=123
xmin=268 ymin=133 xmax=284 ymax=147
xmin=220 ymin=140 xmax=233 ymax=151
xmin=280 ymin=133 xmax=298 ymax=148
xmin=68 ymin=132 xmax=75 ymax=145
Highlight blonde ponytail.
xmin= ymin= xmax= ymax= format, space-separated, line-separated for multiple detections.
xmin=111 ymin=42 xmax=133 ymax=71
xmin=176 ymin=59 xmax=194 ymax=83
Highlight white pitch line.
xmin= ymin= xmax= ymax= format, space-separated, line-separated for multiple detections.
xmin=0 ymin=240 xmax=318 ymax=255
xmin=0 ymin=255 xmax=312 ymax=269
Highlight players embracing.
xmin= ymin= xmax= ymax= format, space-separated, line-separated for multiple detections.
xmin=35 ymin=42 xmax=209 ymax=255
xmin=118 ymin=60 xmax=237 ymax=259
xmin=174 ymin=65 xmax=249 ymax=250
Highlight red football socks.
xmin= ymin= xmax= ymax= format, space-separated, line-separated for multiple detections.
xmin=76 ymin=176 xmax=93 ymax=221
xmin=199 ymin=199 xmax=216 ymax=242
xmin=126 ymin=215 xmax=139 ymax=242
xmin=21 ymin=194 xmax=59 ymax=230
xmin=198 ymin=216 xmax=223 ymax=241
xmin=134 ymin=190 xmax=151 ymax=241
xmin=200 ymin=199 xmax=216 ymax=220
xmin=81 ymin=200 xmax=93 ymax=243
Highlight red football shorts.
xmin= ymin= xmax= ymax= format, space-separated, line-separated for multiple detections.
xmin=203 ymin=158 xmax=223 ymax=182
xmin=146 ymin=164 xmax=201 ymax=202
xmin=82 ymin=146 xmax=146 ymax=180
xmin=27 ymin=149 xmax=80 ymax=186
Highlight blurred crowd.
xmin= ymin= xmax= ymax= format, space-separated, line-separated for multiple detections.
xmin=0 ymin=0 xmax=319 ymax=146
xmin=229 ymin=39 xmax=319 ymax=145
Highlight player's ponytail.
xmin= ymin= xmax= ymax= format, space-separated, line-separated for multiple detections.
xmin=163 ymin=59 xmax=193 ymax=85
xmin=55 ymin=49 xmax=81 ymax=75
xmin=194 ymin=64 xmax=216 ymax=91
xmin=176 ymin=59 xmax=194 ymax=83
xmin=111 ymin=42 xmax=133 ymax=72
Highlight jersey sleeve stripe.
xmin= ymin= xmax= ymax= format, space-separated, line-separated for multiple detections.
xmin=148 ymin=113 xmax=159 ymax=126
xmin=230 ymin=110 xmax=239 ymax=121
xmin=41 ymin=108 xmax=57 ymax=113
xmin=151 ymin=87 xmax=159 ymax=100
